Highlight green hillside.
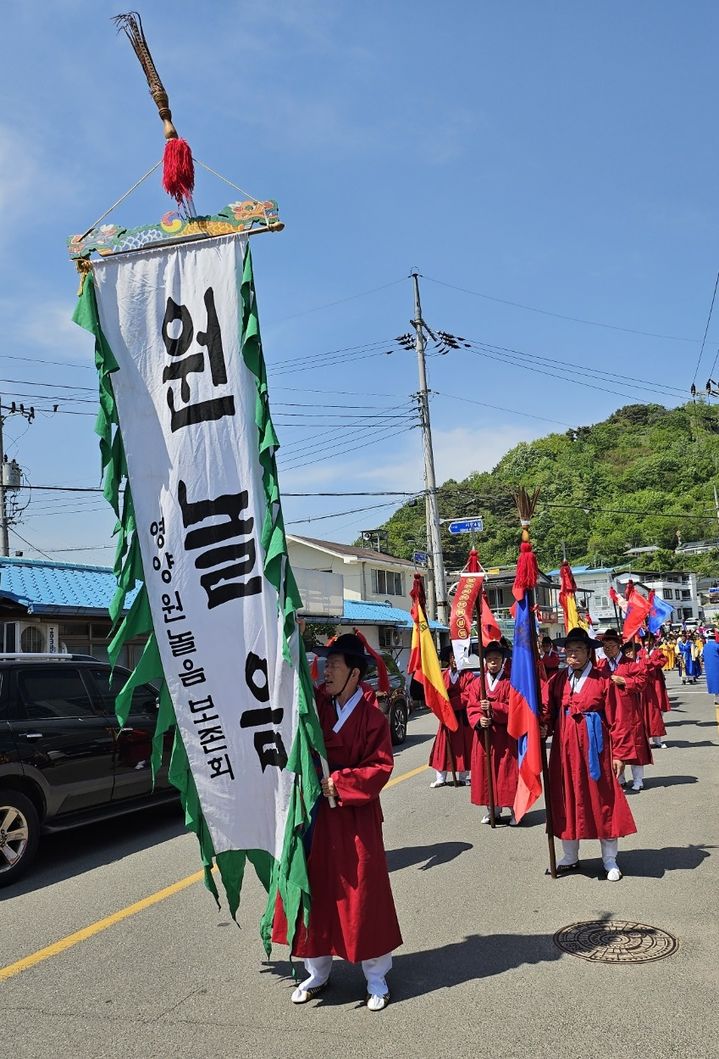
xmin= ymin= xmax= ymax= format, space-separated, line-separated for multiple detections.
xmin=380 ymin=402 xmax=719 ymax=576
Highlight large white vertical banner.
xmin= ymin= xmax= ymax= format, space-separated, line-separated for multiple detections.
xmin=92 ymin=235 xmax=298 ymax=859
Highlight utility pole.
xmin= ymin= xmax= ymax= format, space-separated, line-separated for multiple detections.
xmin=0 ymin=398 xmax=9 ymax=556
xmin=410 ymin=272 xmax=449 ymax=625
xmin=0 ymin=397 xmax=34 ymax=556
xmin=714 ymin=485 xmax=719 ymax=533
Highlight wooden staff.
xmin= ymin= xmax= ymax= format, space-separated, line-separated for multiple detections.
xmin=474 ymin=579 xmax=497 ymax=827
xmin=527 ymin=587 xmax=557 ymax=879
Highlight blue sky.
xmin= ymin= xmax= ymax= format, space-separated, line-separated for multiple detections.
xmin=0 ymin=0 xmax=717 ymax=565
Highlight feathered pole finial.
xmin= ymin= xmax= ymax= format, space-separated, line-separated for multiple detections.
xmin=511 ymin=486 xmax=541 ymax=600
xmin=113 ymin=11 xmax=195 ymax=209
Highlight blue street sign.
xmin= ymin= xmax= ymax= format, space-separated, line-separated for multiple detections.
xmin=412 ymin=550 xmax=429 ymax=565
xmin=447 ymin=517 xmax=484 ymax=535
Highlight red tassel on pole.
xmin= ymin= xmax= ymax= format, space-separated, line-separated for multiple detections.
xmin=162 ymin=137 xmax=195 ymax=205
xmin=512 ymin=541 xmax=539 ymax=601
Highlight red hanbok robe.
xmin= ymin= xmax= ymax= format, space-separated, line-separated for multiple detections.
xmin=272 ymin=686 xmax=402 ymax=962
xmin=639 ymin=648 xmax=671 ymax=738
xmin=540 ymin=649 xmax=560 ymax=678
xmin=544 ymin=668 xmax=637 ymax=840
xmin=428 ymin=669 xmax=476 ymax=773
xmin=597 ymin=657 xmax=652 ymax=766
xmin=466 ymin=666 xmax=518 ymax=807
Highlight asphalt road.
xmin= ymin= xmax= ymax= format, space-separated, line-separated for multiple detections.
xmin=2 ymin=672 xmax=718 ymax=1059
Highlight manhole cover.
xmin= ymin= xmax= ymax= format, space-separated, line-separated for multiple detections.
xmin=553 ymin=920 xmax=678 ymax=964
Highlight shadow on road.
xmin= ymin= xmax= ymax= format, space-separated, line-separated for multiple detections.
xmin=645 ymin=774 xmax=698 ymax=789
xmin=618 ymin=844 xmax=713 ymax=879
xmin=662 ymin=739 xmax=717 ymax=749
xmin=387 ymin=841 xmax=473 ymax=872
xmin=266 ymin=930 xmax=567 ymax=1007
xmin=0 ymin=801 xmax=184 ymax=899
xmin=393 ymin=730 xmax=433 ymax=756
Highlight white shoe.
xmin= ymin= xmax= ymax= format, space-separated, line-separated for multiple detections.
xmin=367 ymin=993 xmax=390 ymax=1012
xmin=606 ymin=867 xmax=623 ymax=882
xmin=509 ymin=813 xmax=518 ymax=826
xmin=429 ymin=779 xmax=446 ymax=789
xmin=632 ymin=780 xmax=644 ymax=792
xmin=480 ymin=813 xmax=491 ymax=824
xmin=291 ymin=981 xmax=329 ymax=1004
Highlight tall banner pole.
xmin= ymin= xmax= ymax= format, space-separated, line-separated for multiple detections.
xmin=474 ymin=579 xmax=497 ymax=828
xmin=527 ymin=586 xmax=557 ymax=879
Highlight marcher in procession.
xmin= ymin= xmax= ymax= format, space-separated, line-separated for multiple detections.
xmin=543 ymin=627 xmax=637 ymax=880
xmin=678 ymin=630 xmax=700 ymax=685
xmin=272 ymin=635 xmax=402 ymax=1012
xmin=638 ymin=633 xmax=671 ymax=749
xmin=538 ymin=634 xmax=560 ymax=678
xmin=596 ymin=629 xmax=652 ymax=792
xmin=428 ymin=644 xmax=475 ymax=788
xmin=466 ymin=640 xmax=519 ymax=825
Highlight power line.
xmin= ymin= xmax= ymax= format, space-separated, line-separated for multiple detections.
xmin=431 ymin=390 xmax=578 ymax=429
xmin=690 ymin=271 xmax=719 ymax=387
xmin=273 ymin=278 xmax=406 ymax=323
xmin=423 ymin=275 xmax=697 ymax=343
xmin=9 ymin=527 xmax=54 ymax=561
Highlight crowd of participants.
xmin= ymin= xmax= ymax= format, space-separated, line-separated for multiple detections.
xmin=427 ymin=625 xmax=709 ymax=882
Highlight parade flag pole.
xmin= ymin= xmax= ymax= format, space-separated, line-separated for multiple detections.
xmin=509 ymin=488 xmax=557 ymax=878
xmin=474 ymin=580 xmax=497 ymax=827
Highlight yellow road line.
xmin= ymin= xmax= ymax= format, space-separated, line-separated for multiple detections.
xmin=0 ymin=761 xmax=428 ymax=982
xmin=0 ymin=869 xmax=205 ymax=982
xmin=386 ymin=763 xmax=429 ymax=788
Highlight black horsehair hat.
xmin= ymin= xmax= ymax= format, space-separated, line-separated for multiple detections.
xmin=484 ymin=640 xmax=507 ymax=657
xmin=325 ymin=633 xmax=372 ymax=663
xmin=565 ymin=626 xmax=602 ymax=649
xmin=602 ymin=628 xmax=622 ymax=643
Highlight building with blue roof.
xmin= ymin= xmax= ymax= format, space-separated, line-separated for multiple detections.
xmin=0 ymin=557 xmax=142 ymax=664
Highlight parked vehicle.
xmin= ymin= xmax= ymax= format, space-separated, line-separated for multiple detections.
xmin=0 ymin=655 xmax=174 ymax=886
xmin=364 ymin=656 xmax=412 ymax=746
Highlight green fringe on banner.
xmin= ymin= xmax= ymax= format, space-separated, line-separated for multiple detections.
xmin=72 ymin=244 xmax=328 ymax=955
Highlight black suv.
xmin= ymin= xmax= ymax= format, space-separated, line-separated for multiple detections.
xmin=364 ymin=658 xmax=412 ymax=746
xmin=0 ymin=656 xmax=175 ymax=886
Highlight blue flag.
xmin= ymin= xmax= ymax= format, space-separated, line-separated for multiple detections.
xmin=648 ymin=593 xmax=673 ymax=634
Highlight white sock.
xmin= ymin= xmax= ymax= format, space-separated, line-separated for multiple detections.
xmin=600 ymin=838 xmax=619 ymax=870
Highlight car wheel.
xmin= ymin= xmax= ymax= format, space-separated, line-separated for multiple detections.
xmin=0 ymin=789 xmax=40 ymax=887
xmin=390 ymin=701 xmax=408 ymax=746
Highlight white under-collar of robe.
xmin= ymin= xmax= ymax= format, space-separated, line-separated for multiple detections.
xmin=487 ymin=662 xmax=505 ymax=692
xmin=606 ymin=654 xmax=620 ymax=672
xmin=568 ymin=660 xmax=593 ymax=693
xmin=333 ymin=687 xmax=363 ymax=733
xmin=448 ymin=670 xmax=459 ymax=685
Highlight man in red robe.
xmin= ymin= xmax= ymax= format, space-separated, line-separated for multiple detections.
xmin=543 ymin=627 xmax=637 ymax=881
xmin=466 ymin=641 xmax=519 ymax=824
xmin=596 ymin=630 xmax=652 ymax=791
xmin=272 ymin=634 xmax=402 ymax=1011
xmin=638 ymin=635 xmax=671 ymax=749
xmin=538 ymin=635 xmax=560 ymax=679
xmin=429 ymin=645 xmax=476 ymax=787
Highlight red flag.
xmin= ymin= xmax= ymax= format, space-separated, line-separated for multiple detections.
xmin=623 ymin=588 xmax=651 ymax=641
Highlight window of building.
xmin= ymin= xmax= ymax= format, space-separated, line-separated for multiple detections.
xmin=664 ymin=589 xmax=673 ymax=600
xmin=0 ymin=622 xmax=16 ymax=653
xmin=371 ymin=569 xmax=404 ymax=596
xmin=682 ymin=590 xmax=691 ymax=600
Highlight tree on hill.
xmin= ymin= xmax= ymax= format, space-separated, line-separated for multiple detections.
xmin=370 ymin=401 xmax=719 ymax=575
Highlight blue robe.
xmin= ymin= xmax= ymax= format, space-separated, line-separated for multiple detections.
xmin=703 ymin=641 xmax=719 ymax=695
xmin=678 ymin=640 xmax=699 ymax=679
